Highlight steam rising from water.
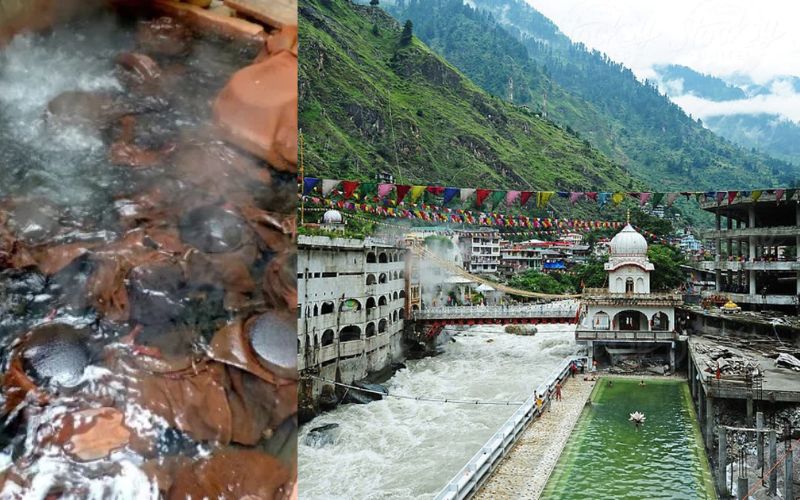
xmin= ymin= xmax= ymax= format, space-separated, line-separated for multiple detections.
xmin=299 ymin=324 xmax=578 ymax=499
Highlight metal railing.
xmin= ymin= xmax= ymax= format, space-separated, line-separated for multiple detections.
xmin=412 ymin=303 xmax=579 ymax=321
xmin=434 ymin=356 xmax=582 ymax=500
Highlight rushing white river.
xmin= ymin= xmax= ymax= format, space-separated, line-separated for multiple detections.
xmin=298 ymin=324 xmax=578 ymax=499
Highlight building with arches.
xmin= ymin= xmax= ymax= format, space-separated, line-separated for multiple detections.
xmin=298 ymin=234 xmax=414 ymax=420
xmin=576 ymin=224 xmax=684 ymax=369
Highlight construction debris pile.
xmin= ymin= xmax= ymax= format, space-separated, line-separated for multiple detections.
xmin=608 ymin=358 xmax=671 ymax=375
xmin=693 ymin=343 xmax=762 ymax=379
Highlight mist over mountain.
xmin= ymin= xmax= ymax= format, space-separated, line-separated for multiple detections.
xmin=653 ymin=64 xmax=800 ymax=165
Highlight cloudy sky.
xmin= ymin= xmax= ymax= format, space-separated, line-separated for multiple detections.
xmin=525 ymin=0 xmax=800 ymax=121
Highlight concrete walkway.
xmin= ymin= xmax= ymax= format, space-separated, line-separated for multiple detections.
xmin=475 ymin=376 xmax=596 ymax=499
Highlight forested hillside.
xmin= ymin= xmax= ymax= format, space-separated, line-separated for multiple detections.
xmin=388 ymin=0 xmax=800 ymax=191
xmin=299 ymin=0 xmax=640 ymax=211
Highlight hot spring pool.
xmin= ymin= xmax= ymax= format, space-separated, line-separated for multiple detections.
xmin=541 ymin=377 xmax=716 ymax=499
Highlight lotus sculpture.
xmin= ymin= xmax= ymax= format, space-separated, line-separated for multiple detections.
xmin=629 ymin=411 xmax=646 ymax=429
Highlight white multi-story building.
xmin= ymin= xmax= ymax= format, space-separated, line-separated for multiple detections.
xmin=298 ymin=234 xmax=413 ymax=418
xmin=457 ymin=229 xmax=501 ymax=274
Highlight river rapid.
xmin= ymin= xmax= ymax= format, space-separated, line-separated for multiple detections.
xmin=299 ymin=324 xmax=578 ymax=499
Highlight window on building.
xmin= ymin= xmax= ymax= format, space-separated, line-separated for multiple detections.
xmin=321 ymin=329 xmax=334 ymax=346
xmin=625 ymin=277 xmax=634 ymax=294
xmin=339 ymin=325 xmax=361 ymax=342
xmin=366 ymin=252 xmax=376 ymax=263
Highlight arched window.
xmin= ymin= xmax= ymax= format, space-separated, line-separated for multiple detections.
xmin=366 ymin=297 xmax=377 ymax=309
xmin=365 ymin=322 xmax=376 ymax=337
xmin=592 ymin=311 xmax=610 ymax=330
xmin=321 ymin=329 xmax=335 ymax=346
xmin=393 ymin=311 xmax=398 ymax=321
xmin=321 ymin=301 xmax=334 ymax=315
xmin=651 ymin=312 xmax=670 ymax=331
xmin=339 ymin=325 xmax=361 ymax=342
xmin=393 ymin=291 xmax=399 ymax=300
xmin=366 ymin=252 xmax=376 ymax=263
xmin=339 ymin=299 xmax=361 ymax=312
xmin=399 ymin=270 xmax=404 ymax=279
xmin=399 ymin=290 xmax=406 ymax=298
xmin=366 ymin=274 xmax=377 ymax=285
xmin=613 ymin=310 xmax=647 ymax=331
xmin=313 ymin=304 xmax=319 ymax=316
xmin=379 ymin=296 xmax=387 ymax=306
xmin=379 ymin=273 xmax=387 ymax=284
xmin=378 ymin=252 xmax=388 ymax=263
xmin=378 ymin=319 xmax=387 ymax=333
xmin=625 ymin=277 xmax=634 ymax=294
xmin=636 ymin=277 xmax=645 ymax=292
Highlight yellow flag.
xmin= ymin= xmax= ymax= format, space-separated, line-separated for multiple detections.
xmin=537 ymin=191 xmax=554 ymax=207
xmin=751 ymin=190 xmax=762 ymax=202
xmin=409 ymin=185 xmax=426 ymax=203
xmin=612 ymin=191 xmax=625 ymax=205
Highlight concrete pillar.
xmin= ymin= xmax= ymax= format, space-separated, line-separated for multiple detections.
xmin=784 ymin=446 xmax=793 ymax=500
xmin=689 ymin=360 xmax=696 ymax=398
xmin=718 ymin=426 xmax=727 ymax=496
xmin=587 ymin=341 xmax=594 ymax=371
xmin=706 ymin=395 xmax=714 ymax=450
xmin=769 ymin=430 xmax=777 ymax=495
xmin=737 ymin=476 xmax=749 ymax=500
xmin=746 ymin=397 xmax=753 ymax=425
xmin=669 ymin=344 xmax=675 ymax=371
xmin=756 ymin=412 xmax=764 ymax=469
xmin=698 ymin=386 xmax=705 ymax=424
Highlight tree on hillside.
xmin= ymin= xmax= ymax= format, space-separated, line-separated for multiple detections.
xmin=647 ymin=244 xmax=686 ymax=291
xmin=370 ymin=0 xmax=379 ymax=5
xmin=400 ymin=20 xmax=413 ymax=45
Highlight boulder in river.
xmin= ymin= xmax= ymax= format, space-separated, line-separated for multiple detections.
xmin=303 ymin=423 xmax=340 ymax=448
xmin=342 ymin=381 xmax=388 ymax=405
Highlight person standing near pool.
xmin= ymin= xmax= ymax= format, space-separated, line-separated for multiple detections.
xmin=555 ymin=382 xmax=562 ymax=401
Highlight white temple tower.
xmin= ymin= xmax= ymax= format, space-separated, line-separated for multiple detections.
xmin=577 ymin=224 xmax=683 ymax=369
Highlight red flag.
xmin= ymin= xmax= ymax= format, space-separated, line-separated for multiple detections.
xmin=341 ymin=180 xmax=359 ymax=198
xmin=426 ymin=186 xmax=445 ymax=196
xmin=396 ymin=185 xmax=411 ymax=203
xmin=520 ymin=191 xmax=533 ymax=206
xmin=727 ymin=191 xmax=738 ymax=204
xmin=585 ymin=192 xmax=598 ymax=201
xmin=476 ymin=189 xmax=491 ymax=207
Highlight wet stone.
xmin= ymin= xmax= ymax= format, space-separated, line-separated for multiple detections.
xmin=21 ymin=324 xmax=93 ymax=388
xmin=128 ymin=260 xmax=187 ymax=326
xmin=179 ymin=205 xmax=244 ymax=253
xmin=248 ymin=310 xmax=296 ymax=380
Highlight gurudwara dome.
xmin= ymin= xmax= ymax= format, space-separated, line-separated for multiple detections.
xmin=322 ymin=209 xmax=344 ymax=224
xmin=609 ymin=224 xmax=648 ymax=256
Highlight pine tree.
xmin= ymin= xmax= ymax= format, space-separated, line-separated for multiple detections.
xmin=400 ymin=20 xmax=413 ymax=45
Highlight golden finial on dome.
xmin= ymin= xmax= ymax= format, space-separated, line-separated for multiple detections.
xmin=627 ymin=209 xmax=631 ymax=225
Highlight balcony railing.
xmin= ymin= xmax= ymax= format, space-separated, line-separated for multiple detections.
xmin=576 ymin=329 xmax=677 ymax=341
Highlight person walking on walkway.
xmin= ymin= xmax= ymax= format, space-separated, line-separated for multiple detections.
xmin=535 ymin=394 xmax=544 ymax=413
xmin=569 ymin=361 xmax=577 ymax=378
xmin=555 ymin=382 xmax=562 ymax=401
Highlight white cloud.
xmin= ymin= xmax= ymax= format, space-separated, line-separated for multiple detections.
xmin=524 ymin=0 xmax=800 ymax=84
xmin=672 ymin=91 xmax=800 ymax=123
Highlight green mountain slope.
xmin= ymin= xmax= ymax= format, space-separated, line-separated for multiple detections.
xmin=298 ymin=0 xmax=640 ymax=202
xmin=387 ymin=0 xmax=800 ymax=190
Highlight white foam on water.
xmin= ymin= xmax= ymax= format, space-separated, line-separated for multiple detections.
xmin=298 ymin=323 xmax=578 ymax=499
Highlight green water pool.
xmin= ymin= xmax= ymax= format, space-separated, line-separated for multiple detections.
xmin=541 ymin=377 xmax=716 ymax=500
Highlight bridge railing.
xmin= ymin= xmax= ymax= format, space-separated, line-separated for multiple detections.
xmin=412 ymin=304 xmax=579 ymax=321
xmin=575 ymin=329 xmax=677 ymax=341
xmin=433 ymin=356 xmax=583 ymax=500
